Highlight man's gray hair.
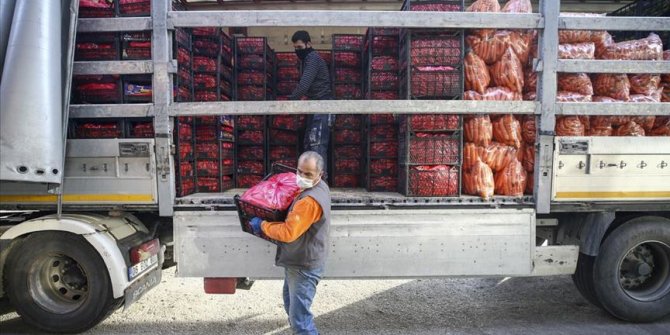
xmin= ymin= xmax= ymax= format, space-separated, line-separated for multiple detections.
xmin=299 ymin=151 xmax=324 ymax=173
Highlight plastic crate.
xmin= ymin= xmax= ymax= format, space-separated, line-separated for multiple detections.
xmin=334 ymin=84 xmax=363 ymax=99
xmin=333 ymin=174 xmax=360 ymax=188
xmin=71 ymin=120 xmax=124 ymax=139
xmin=399 ymin=132 xmax=460 ymax=165
xmin=608 ymin=1 xmax=670 ymax=47
xmin=333 ymin=52 xmax=362 ymax=68
xmin=401 ymin=0 xmax=463 ymax=12
xmin=72 ymin=75 xmax=122 ymax=104
xmin=401 ymin=114 xmax=461 ymax=132
xmin=119 ymin=0 xmax=151 ymax=16
xmin=402 ymin=30 xmax=463 ymax=67
xmin=79 ymin=0 xmax=115 ymax=18
xmin=333 ymin=34 xmax=365 ymax=51
xmin=121 ymin=31 xmax=151 ymax=60
xmin=276 ymin=52 xmax=300 ymax=67
xmin=177 ymin=177 xmax=195 ymax=197
xmin=269 ymin=129 xmax=299 ymax=145
xmin=126 ymin=119 xmax=154 ymax=138
xmin=367 ymin=175 xmax=398 ymax=192
xmin=399 ymin=165 xmax=459 ymax=196
xmin=75 ymin=33 xmax=120 ymax=61
xmin=196 ymin=177 xmax=220 ymax=192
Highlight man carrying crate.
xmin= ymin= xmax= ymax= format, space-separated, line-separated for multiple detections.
xmin=289 ymin=30 xmax=333 ymax=179
xmin=248 ymin=151 xmax=331 ymax=335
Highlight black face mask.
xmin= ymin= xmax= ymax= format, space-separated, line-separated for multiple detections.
xmin=295 ymin=47 xmax=313 ymax=61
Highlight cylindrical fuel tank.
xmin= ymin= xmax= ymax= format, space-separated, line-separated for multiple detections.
xmin=0 ymin=0 xmax=63 ymax=183
xmin=0 ymin=0 xmax=17 ymax=78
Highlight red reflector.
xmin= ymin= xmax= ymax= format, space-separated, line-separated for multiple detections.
xmin=130 ymin=238 xmax=160 ymax=264
xmin=204 ymin=277 xmax=237 ymax=294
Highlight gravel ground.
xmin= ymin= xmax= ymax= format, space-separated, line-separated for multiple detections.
xmin=1 ymin=268 xmax=669 ymax=335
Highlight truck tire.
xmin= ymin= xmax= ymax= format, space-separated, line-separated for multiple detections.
xmin=4 ymin=231 xmax=122 ymax=333
xmin=572 ymin=253 xmax=602 ymax=308
xmin=593 ymin=216 xmax=670 ymax=322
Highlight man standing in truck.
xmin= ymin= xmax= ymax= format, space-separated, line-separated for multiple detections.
xmin=249 ymin=151 xmax=331 ymax=335
xmin=289 ymin=30 xmax=333 ymax=178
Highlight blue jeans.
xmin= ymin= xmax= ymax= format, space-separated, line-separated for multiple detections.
xmin=282 ymin=266 xmax=323 ymax=335
xmin=304 ymin=114 xmax=331 ymax=177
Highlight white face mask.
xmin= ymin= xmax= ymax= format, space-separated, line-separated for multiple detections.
xmin=296 ymin=174 xmax=317 ymax=189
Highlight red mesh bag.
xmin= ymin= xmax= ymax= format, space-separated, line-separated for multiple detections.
xmin=193 ymin=56 xmax=217 ymax=72
xmin=631 ymin=116 xmax=656 ymax=133
xmin=408 ymin=165 xmax=459 ymax=197
xmin=466 ymin=31 xmax=511 ymax=65
xmin=335 ymin=159 xmax=361 ymax=173
xmin=655 ymin=116 xmax=670 ymax=129
xmin=369 ymin=91 xmax=399 ymax=100
xmin=238 ymin=130 xmax=264 ymax=144
xmin=335 ymin=130 xmax=362 ymax=144
xmin=239 ymin=55 xmax=267 ymax=70
xmin=240 ymin=172 xmax=301 ymax=211
xmin=466 ymin=0 xmax=500 ymax=12
xmin=650 ymin=117 xmax=670 ymax=136
xmin=334 ymin=52 xmax=361 ymax=68
xmin=494 ymin=158 xmax=527 ymax=197
xmin=195 ymin=143 xmax=218 ymax=159
xmin=556 ymin=91 xmax=592 ymax=102
xmin=76 ymin=122 xmax=122 ymax=138
xmin=663 ymin=51 xmax=670 ymax=83
xmin=629 ymin=74 xmax=661 ymax=96
xmin=333 ymin=35 xmax=364 ymax=50
xmin=492 ymin=114 xmax=522 ymax=148
xmin=369 ymin=142 xmax=397 ymax=157
xmin=368 ymin=176 xmax=397 ymax=192
xmin=238 ymin=116 xmax=264 ymax=129
xmin=236 ymin=38 xmax=266 ymax=54
xmin=589 ymin=116 xmax=613 ymax=136
xmin=270 ymin=130 xmax=298 ymax=144
xmin=593 ymin=74 xmax=630 ymax=101
xmin=370 ymin=72 xmax=400 ymax=91
xmin=178 ymin=143 xmax=193 ymax=160
xmin=237 ymin=86 xmax=268 ymax=101
xmin=663 ymin=83 xmax=670 ymax=103
xmin=491 ymin=47 xmax=524 ymax=93
xmin=558 ymin=73 xmax=593 ymax=96
xmin=178 ymin=123 xmax=192 ymax=140
xmin=369 ymin=114 xmax=395 ymax=124
xmin=276 ymin=53 xmax=299 ymax=67
xmin=335 ymin=84 xmax=362 ymax=99
xmin=558 ymin=43 xmax=595 ymax=60
xmin=555 ymin=116 xmax=585 ymax=136
xmin=335 ymin=68 xmax=362 ymax=82
xmin=271 ymin=115 xmax=302 ymax=130
xmin=410 ymin=37 xmax=462 ymax=66
xmin=409 ymin=134 xmax=459 ymax=164
xmin=196 ymin=160 xmax=219 ymax=176
xmin=370 ymin=126 xmax=397 ymax=140
xmin=521 ymin=115 xmax=536 ymax=144
xmin=371 ymin=56 xmax=399 ymax=71
xmin=238 ymin=174 xmax=263 ymax=188
xmin=336 ymin=145 xmax=364 ymax=159
xmin=277 ymin=82 xmax=296 ymax=95
xmin=464 ymin=87 xmax=523 ymax=101
xmin=129 ymin=122 xmax=153 ymax=138
xmin=465 ymin=51 xmax=491 ymax=94
xmin=464 ymin=115 xmax=493 ymax=147
xmin=502 ymin=0 xmax=531 ymax=13
xmin=409 ymin=115 xmax=460 ymax=130
xmin=463 ymin=159 xmax=494 ymax=199
xmin=238 ymin=161 xmax=265 ymax=174
xmin=270 ymin=146 xmax=297 ymax=160
xmin=410 ymin=3 xmax=460 ymax=11
xmin=479 ymin=142 xmax=518 ymax=172
xmin=370 ymin=159 xmax=397 ymax=175
xmin=522 ymin=144 xmax=535 ymax=172
xmin=336 ymin=115 xmax=362 ymax=129
xmin=333 ymin=174 xmax=360 ymax=188
xmin=191 ymin=28 xmax=218 ymax=36
xmin=238 ymin=146 xmax=264 ymax=160
xmin=194 ymin=125 xmax=217 ymax=141
xmin=196 ymin=177 xmax=220 ymax=192
xmin=614 ymin=121 xmax=646 ymax=137
xmin=178 ymin=178 xmax=195 ymax=197
xmin=601 ymin=33 xmax=663 ymax=61
xmin=410 ymin=68 xmax=460 ymax=97
xmin=177 ymin=48 xmax=191 ymax=65
xmin=238 ymin=72 xmax=267 ymax=86
xmin=277 ymin=67 xmax=300 ymax=81
xmin=179 ymin=162 xmax=193 ymax=177
xmin=524 ymin=70 xmax=537 ymax=94
xmin=194 ymin=74 xmax=216 ymax=89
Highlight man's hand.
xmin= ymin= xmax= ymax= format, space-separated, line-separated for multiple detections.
xmin=249 ymin=217 xmax=263 ymax=236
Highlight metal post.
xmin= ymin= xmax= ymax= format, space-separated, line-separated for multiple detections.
xmin=152 ymin=0 xmax=175 ymax=216
xmin=534 ymin=0 xmax=560 ymax=214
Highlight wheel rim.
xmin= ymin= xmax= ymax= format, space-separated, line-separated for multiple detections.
xmin=28 ymin=253 xmax=89 ymax=314
xmin=618 ymin=240 xmax=670 ymax=302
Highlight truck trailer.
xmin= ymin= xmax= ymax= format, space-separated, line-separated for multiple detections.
xmin=0 ymin=0 xmax=669 ymax=332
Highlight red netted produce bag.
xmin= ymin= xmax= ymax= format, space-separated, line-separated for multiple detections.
xmin=629 ymin=74 xmax=661 ymax=96
xmin=479 ymin=142 xmax=517 ymax=172
xmin=75 ymin=122 xmax=122 ymax=138
xmin=270 ymin=129 xmax=298 ymax=144
xmin=238 ymin=116 xmax=264 ymax=129
xmin=371 ymin=56 xmax=399 ymax=72
xmin=335 ymin=68 xmax=362 ymax=82
xmin=276 ymin=82 xmax=296 ymax=95
xmin=196 ymin=177 xmax=220 ymax=192
xmin=407 ymin=165 xmax=459 ymax=197
xmin=277 ymin=67 xmax=300 ymax=81
xmin=178 ymin=143 xmax=193 ymax=160
xmin=276 ymin=53 xmax=299 ymax=67
xmin=465 ymin=51 xmax=491 ymax=94
xmin=410 ymin=67 xmax=460 ymax=97
xmin=491 ymin=47 xmax=524 ymax=93
xmin=464 ymin=87 xmax=522 ymax=101
xmin=410 ymin=37 xmax=462 ymax=66
xmin=524 ymin=71 xmax=537 ymax=94
xmin=194 ymin=74 xmax=216 ymax=89
xmin=370 ymin=114 xmax=395 ymax=124
xmin=195 ymin=143 xmax=219 ymax=159
xmin=194 ymin=91 xmax=217 ymax=102
xmin=370 ymin=72 xmax=400 ymax=91
xmin=334 ymin=129 xmax=362 ymax=144
xmin=335 ymin=145 xmax=363 ymax=159
xmin=178 ymin=122 xmax=193 ymax=140
xmin=522 ymin=144 xmax=535 ymax=172
xmin=369 ymin=142 xmax=397 ymax=157
xmin=179 ymin=161 xmax=193 ymax=177
xmin=463 ymin=159 xmax=494 ymax=199
xmin=601 ymin=33 xmax=663 ymax=61
xmin=270 ymin=146 xmax=297 ymax=160
xmin=239 ymin=54 xmax=267 ymax=70
xmin=335 ymin=159 xmax=360 ymax=173
xmin=238 ymin=146 xmax=264 ymax=160
xmin=558 ymin=73 xmax=593 ymax=96
xmin=555 ymin=116 xmax=585 ymax=136
xmin=494 ymin=158 xmax=527 ymax=197
xmin=178 ymin=178 xmax=195 ymax=197
xmin=408 ymin=115 xmax=460 ymax=130
xmin=196 ymin=160 xmax=219 ymax=176
xmin=370 ymin=159 xmax=397 ymax=175
xmin=630 ymin=116 xmax=656 ymax=133
xmin=333 ymin=35 xmax=364 ymax=50
xmin=238 ymin=161 xmax=265 ymax=174
xmin=502 ymin=0 xmax=531 ymax=13
xmin=240 ymin=172 xmax=300 ymax=211
xmin=335 ymin=84 xmax=362 ymax=99
xmin=409 ymin=133 xmax=459 ymax=164
xmin=335 ymin=115 xmax=362 ymax=129
xmin=370 ymin=35 xmax=398 ymax=52
xmin=238 ymin=130 xmax=264 ymax=144
xmin=334 ymin=52 xmax=361 ymax=67
xmin=556 ymin=91 xmax=592 ymax=102
xmin=193 ymin=56 xmax=217 ymax=72
xmin=558 ymin=42 xmax=595 ymax=60
xmin=368 ymin=176 xmax=397 ymax=191
xmin=464 ymin=115 xmax=493 ymax=147
xmin=237 ymin=174 xmax=263 ymax=188
xmin=129 ymin=122 xmax=153 ymax=138
xmin=333 ymin=175 xmax=359 ymax=188
xmin=650 ymin=117 xmax=670 ymax=136
xmin=369 ymin=91 xmax=400 ymax=99
xmin=589 ymin=116 xmax=613 ymax=136
xmin=614 ymin=121 xmax=645 ymax=137
xmin=521 ymin=115 xmax=536 ymax=144
xmin=237 ymin=86 xmax=268 ymax=101
xmin=238 ymin=71 xmax=268 ymax=86
xmin=370 ymin=126 xmax=397 ymax=140
xmin=466 ymin=31 xmax=511 ymax=65
xmin=271 ymin=115 xmax=302 ymax=130
xmin=593 ymin=74 xmax=630 ymax=101
xmin=492 ymin=114 xmax=522 ymax=148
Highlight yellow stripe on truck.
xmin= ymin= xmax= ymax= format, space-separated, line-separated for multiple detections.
xmin=0 ymin=194 xmax=155 ymax=203
xmin=555 ymin=191 xmax=670 ymax=199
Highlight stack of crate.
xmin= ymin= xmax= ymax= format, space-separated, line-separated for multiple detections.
xmin=121 ymin=31 xmax=152 ymax=103
xmin=271 ymin=52 xmax=303 ymax=169
xmin=194 ymin=116 xmax=235 ymax=193
xmin=175 ymin=117 xmax=195 ymax=197
xmin=365 ymin=28 xmax=401 ymax=100
xmin=174 ymin=28 xmax=193 ymax=103
xmin=73 ymin=29 xmax=121 ymax=105
xmin=275 ymin=52 xmax=300 ymax=100
xmin=234 ymin=37 xmax=274 ymax=101
xmin=332 ymin=34 xmax=364 ymax=99
xmin=118 ymin=0 xmax=151 ymax=16
xmin=366 ymin=114 xmax=399 ymax=192
xmin=235 ymin=116 xmax=267 ymax=187
xmin=331 ymin=115 xmax=364 ymax=188
xmin=192 ymin=28 xmax=227 ymax=102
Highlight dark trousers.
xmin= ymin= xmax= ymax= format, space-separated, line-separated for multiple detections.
xmin=303 ymin=96 xmax=333 ymax=178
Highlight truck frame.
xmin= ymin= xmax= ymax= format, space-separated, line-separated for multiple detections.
xmin=1 ymin=0 xmax=669 ymax=332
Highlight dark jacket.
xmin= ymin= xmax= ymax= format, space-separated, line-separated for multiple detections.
xmin=289 ymin=50 xmax=332 ymax=100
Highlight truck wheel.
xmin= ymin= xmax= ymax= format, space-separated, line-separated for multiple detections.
xmin=593 ymin=216 xmax=670 ymax=322
xmin=572 ymin=253 xmax=602 ymax=308
xmin=4 ymin=231 xmax=122 ymax=333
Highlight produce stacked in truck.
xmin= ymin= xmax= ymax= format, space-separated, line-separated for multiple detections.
xmin=331 ymin=115 xmax=365 ymax=187
xmin=365 ymin=28 xmax=400 ymax=100
xmin=174 ymin=28 xmax=194 ymax=102
xmin=366 ymin=114 xmax=398 ymax=191
xmin=275 ymin=52 xmax=301 ymax=100
xmin=75 ymin=33 xmax=119 ymax=61
xmin=235 ymin=116 xmax=268 ymax=187
xmin=80 ymin=0 xmax=185 ymax=18
xmin=79 ymin=0 xmax=115 ymax=18
xmin=234 ymin=37 xmax=274 ymax=101
xmin=193 ymin=116 xmax=235 ymax=192
xmin=332 ymin=34 xmax=364 ymax=99
xmin=176 ymin=117 xmax=195 ymax=197
xmin=192 ymin=28 xmax=233 ymax=102
xmin=268 ymin=114 xmax=304 ymax=169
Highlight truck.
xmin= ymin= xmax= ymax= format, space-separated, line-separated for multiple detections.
xmin=0 ymin=0 xmax=669 ymax=332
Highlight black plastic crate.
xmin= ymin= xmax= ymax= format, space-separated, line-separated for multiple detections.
xmin=399 ymin=132 xmax=461 ymax=165
xmin=69 ymin=119 xmax=125 ymax=139
xmin=121 ymin=31 xmax=151 ymax=60
xmin=399 ymin=164 xmax=460 ymax=197
xmin=193 ymin=35 xmax=222 ymax=58
xmin=401 ymin=0 xmax=463 ymax=12
xmin=72 ymin=75 xmax=123 ymax=104
xmin=176 ymin=176 xmax=195 ymax=197
xmin=270 ymin=115 xmax=305 ymax=131
xmin=175 ymin=28 xmax=192 ymax=49
xmin=75 ymin=33 xmax=120 ymax=61
xmin=119 ymin=0 xmax=151 ymax=17
xmin=234 ymin=37 xmax=274 ymax=101
xmin=123 ymin=74 xmax=152 ymax=103
xmin=79 ymin=0 xmax=115 ymax=18
xmin=366 ymin=175 xmax=398 ymax=192
xmin=333 ymin=34 xmax=365 ymax=51
xmin=608 ymin=0 xmax=670 ymax=47
xmin=275 ymin=52 xmax=300 ymax=68
xmin=400 ymin=114 xmax=461 ymax=132
xmin=126 ymin=118 xmax=154 ymax=138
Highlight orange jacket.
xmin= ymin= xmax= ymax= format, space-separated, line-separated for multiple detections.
xmin=260 ymin=196 xmax=323 ymax=243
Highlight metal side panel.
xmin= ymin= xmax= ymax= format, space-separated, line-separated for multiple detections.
xmin=553 ymin=137 xmax=670 ymax=202
xmin=174 ymin=208 xmax=535 ymax=279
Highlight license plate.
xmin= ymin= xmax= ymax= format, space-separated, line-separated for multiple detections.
xmin=124 ymin=267 xmax=162 ymax=310
xmin=128 ymin=254 xmax=158 ymax=280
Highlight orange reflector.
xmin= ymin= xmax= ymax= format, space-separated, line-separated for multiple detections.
xmin=204 ymin=277 xmax=237 ymax=294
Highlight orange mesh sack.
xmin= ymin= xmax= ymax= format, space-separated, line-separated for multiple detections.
xmin=465 ymin=51 xmax=491 ymax=94
xmin=601 ymin=33 xmax=663 ymax=61
xmin=466 ymin=0 xmax=500 ymax=12
xmin=558 ymin=13 xmax=608 ymax=45
xmin=524 ymin=70 xmax=537 ymax=94
xmin=558 ymin=42 xmax=595 ymax=60
xmin=590 ymin=115 xmax=615 ymax=136
xmin=521 ymin=115 xmax=536 ymax=144
xmin=525 ymin=172 xmax=534 ymax=195
xmin=629 ymin=74 xmax=661 ymax=96
xmin=614 ymin=121 xmax=645 ymax=136
xmin=593 ymin=74 xmax=631 ymax=101
xmin=662 ymin=83 xmax=670 ymax=103
xmin=631 ymin=116 xmax=656 ymax=133
xmin=491 ymin=47 xmax=524 ymax=93
xmin=523 ymin=91 xmax=536 ymax=101
xmin=508 ymin=31 xmax=532 ymax=64
xmin=522 ymin=144 xmax=535 ymax=172
xmin=556 ymin=91 xmax=592 ymax=102
xmin=492 ymin=114 xmax=522 ymax=148
xmin=480 ymin=142 xmax=518 ymax=172
xmin=630 ymin=88 xmax=662 ymax=103
xmin=464 ymin=115 xmax=493 ymax=147
xmin=650 ymin=117 xmax=670 ymax=136
xmin=494 ymin=158 xmax=527 ymax=197
xmin=467 ymin=31 xmax=512 ymax=65
xmin=464 ymin=87 xmax=523 ymax=101
xmin=502 ymin=0 xmax=532 ymax=13
xmin=555 ymin=116 xmax=585 ymax=136
xmin=558 ymin=73 xmax=593 ymax=96
xmin=663 ymin=51 xmax=670 ymax=83
xmin=463 ymin=159 xmax=495 ymax=199
xmin=463 ymin=142 xmax=482 ymax=169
